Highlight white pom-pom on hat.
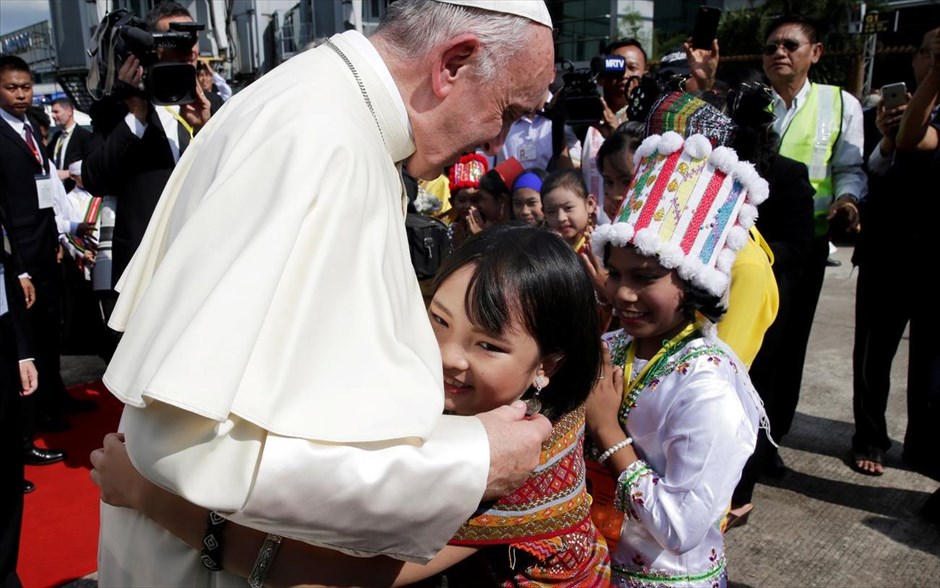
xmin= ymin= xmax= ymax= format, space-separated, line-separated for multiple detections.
xmin=709 ymin=146 xmax=739 ymax=174
xmin=609 ymin=222 xmax=635 ymax=247
xmin=725 ymin=225 xmax=748 ymax=250
xmin=658 ymin=131 xmax=684 ymax=155
xmin=591 ymin=224 xmax=613 ymax=259
xmin=659 ymin=242 xmax=685 ymax=269
xmin=635 ymin=135 xmax=661 ymax=160
xmin=683 ymin=134 xmax=713 ymax=160
xmin=716 ymin=248 xmax=736 ymax=274
xmin=747 ymin=176 xmax=770 ymax=206
xmin=738 ymin=203 xmax=759 ymax=228
xmin=708 ymin=271 xmax=731 ymax=296
xmin=633 ymin=227 xmax=661 ymax=257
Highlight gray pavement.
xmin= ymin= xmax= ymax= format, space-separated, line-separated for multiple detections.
xmin=58 ymin=244 xmax=939 ymax=587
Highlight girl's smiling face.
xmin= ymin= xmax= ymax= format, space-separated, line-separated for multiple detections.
xmin=512 ymin=187 xmax=544 ymax=225
xmin=429 ymin=265 xmax=548 ymax=416
xmin=542 ymin=187 xmax=595 ymax=245
xmin=604 ymin=246 xmax=689 ymax=359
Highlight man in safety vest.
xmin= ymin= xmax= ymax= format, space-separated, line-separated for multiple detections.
xmin=760 ymin=14 xmax=867 ymax=472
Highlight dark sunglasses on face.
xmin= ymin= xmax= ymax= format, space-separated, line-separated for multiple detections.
xmin=762 ymin=39 xmax=807 ymax=55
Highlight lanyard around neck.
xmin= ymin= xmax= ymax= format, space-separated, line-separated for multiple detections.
xmin=618 ymin=322 xmax=699 ymax=427
xmin=164 ymin=106 xmax=194 ymax=139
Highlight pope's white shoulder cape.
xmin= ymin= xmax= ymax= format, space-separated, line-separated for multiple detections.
xmin=103 ymin=31 xmax=442 ymax=443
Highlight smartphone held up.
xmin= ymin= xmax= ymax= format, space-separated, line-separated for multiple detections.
xmin=691 ymin=6 xmax=722 ymax=50
xmin=880 ymin=82 xmax=908 ymax=110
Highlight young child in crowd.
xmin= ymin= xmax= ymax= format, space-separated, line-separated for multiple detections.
xmin=91 ymin=224 xmax=612 ymax=586
xmin=445 ymin=153 xmax=489 ymax=249
xmin=510 ymin=167 xmax=548 ymax=225
xmin=473 ymin=157 xmax=523 ymax=229
xmin=586 ymin=131 xmax=770 ymax=587
xmin=541 ymin=169 xmax=597 ymax=255
xmin=595 ymin=122 xmax=643 ymax=224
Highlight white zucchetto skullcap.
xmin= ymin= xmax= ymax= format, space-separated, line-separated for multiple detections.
xmin=433 ymin=0 xmax=552 ymax=27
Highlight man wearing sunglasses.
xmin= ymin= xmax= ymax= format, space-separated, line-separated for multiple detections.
xmin=760 ymin=14 xmax=867 ymax=473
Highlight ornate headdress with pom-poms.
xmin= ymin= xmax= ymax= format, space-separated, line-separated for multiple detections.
xmin=591 ymin=130 xmax=768 ymax=298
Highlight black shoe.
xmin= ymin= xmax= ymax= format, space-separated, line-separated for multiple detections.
xmin=825 ymin=257 xmax=842 ymax=267
xmin=37 ymin=415 xmax=71 ymax=433
xmin=23 ymin=445 xmax=66 ymax=466
xmin=23 ymin=480 xmax=35 ymax=494
xmin=61 ymin=396 xmax=98 ymax=414
xmin=763 ymin=452 xmax=788 ymax=479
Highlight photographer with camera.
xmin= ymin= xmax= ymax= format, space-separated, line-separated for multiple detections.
xmin=82 ymin=1 xmax=211 ymax=295
xmin=575 ymin=39 xmax=647 ymax=222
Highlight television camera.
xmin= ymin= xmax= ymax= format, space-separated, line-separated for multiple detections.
xmin=557 ymin=54 xmax=627 ymax=126
xmin=87 ymin=9 xmax=205 ymax=106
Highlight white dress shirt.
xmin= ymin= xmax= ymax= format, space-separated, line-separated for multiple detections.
xmin=497 ymin=114 xmax=582 ymax=171
xmin=771 ymin=80 xmax=868 ymax=201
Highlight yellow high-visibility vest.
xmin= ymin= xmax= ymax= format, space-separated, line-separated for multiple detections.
xmin=777 ymin=83 xmax=843 ymax=237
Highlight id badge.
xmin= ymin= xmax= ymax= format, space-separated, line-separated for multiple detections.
xmin=518 ymin=140 xmax=537 ymax=162
xmin=35 ymin=173 xmax=55 ymax=209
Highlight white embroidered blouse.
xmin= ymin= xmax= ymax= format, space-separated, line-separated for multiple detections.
xmin=603 ymin=328 xmax=762 ymax=587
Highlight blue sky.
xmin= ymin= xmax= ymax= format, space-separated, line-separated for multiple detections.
xmin=0 ymin=0 xmax=50 ymax=36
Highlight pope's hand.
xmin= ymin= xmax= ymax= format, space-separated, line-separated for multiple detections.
xmin=476 ymin=401 xmax=552 ymax=501
xmin=90 ymin=433 xmax=154 ymax=511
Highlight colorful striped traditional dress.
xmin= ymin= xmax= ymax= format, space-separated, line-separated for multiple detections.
xmin=450 ymin=405 xmax=611 ymax=586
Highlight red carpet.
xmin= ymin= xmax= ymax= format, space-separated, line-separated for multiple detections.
xmin=19 ymin=381 xmax=123 ymax=588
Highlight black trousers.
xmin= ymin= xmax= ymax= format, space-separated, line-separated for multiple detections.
xmin=904 ymin=270 xmax=940 ymax=478
xmin=771 ymin=235 xmax=829 ymax=440
xmin=20 ymin=264 xmax=68 ymax=444
xmin=733 ymin=264 xmax=801 ymax=506
xmin=732 ymin=237 xmax=826 ymax=506
xmin=851 ymin=259 xmax=910 ymax=453
xmin=0 ymin=314 xmax=25 ymax=588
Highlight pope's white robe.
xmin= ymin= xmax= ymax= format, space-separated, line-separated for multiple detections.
xmin=98 ymin=31 xmax=489 ymax=587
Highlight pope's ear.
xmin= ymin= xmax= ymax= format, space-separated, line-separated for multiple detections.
xmin=431 ymin=34 xmax=480 ymax=99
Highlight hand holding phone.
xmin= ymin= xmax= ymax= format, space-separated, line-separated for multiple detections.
xmin=691 ymin=6 xmax=722 ymax=50
xmin=880 ymin=82 xmax=908 ymax=110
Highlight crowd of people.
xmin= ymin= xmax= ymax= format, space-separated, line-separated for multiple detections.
xmin=1 ymin=1 xmax=938 ymax=586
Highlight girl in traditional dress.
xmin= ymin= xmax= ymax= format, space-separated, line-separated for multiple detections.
xmin=90 ymin=224 xmax=612 ymax=587
xmin=585 ymin=131 xmax=770 ymax=588
xmin=541 ymin=169 xmax=597 ymax=255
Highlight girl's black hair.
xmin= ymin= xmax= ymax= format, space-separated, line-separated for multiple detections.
xmin=595 ymin=121 xmax=644 ymax=173
xmin=603 ymin=243 xmax=727 ymax=324
xmin=479 ymin=169 xmax=511 ymax=202
xmin=681 ymin=282 xmax=726 ymax=324
xmin=432 ymin=224 xmax=602 ymax=420
xmin=540 ymin=169 xmax=589 ymax=202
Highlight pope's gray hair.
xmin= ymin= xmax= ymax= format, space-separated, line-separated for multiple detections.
xmin=373 ymin=0 xmax=535 ymax=83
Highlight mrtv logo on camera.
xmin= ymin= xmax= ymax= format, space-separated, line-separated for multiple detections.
xmin=558 ymin=54 xmax=626 ymax=126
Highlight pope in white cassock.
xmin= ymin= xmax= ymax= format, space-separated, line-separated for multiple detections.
xmin=94 ymin=0 xmax=558 ymax=586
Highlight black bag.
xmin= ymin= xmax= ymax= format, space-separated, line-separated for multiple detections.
xmin=405 ymin=212 xmax=451 ymax=281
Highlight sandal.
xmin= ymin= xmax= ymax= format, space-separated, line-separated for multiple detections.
xmin=723 ymin=503 xmax=753 ymax=533
xmin=850 ymin=446 xmax=885 ymax=476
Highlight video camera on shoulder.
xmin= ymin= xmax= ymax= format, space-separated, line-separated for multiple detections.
xmin=88 ymin=9 xmax=204 ymax=106
xmin=557 ymin=54 xmax=626 ymax=126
